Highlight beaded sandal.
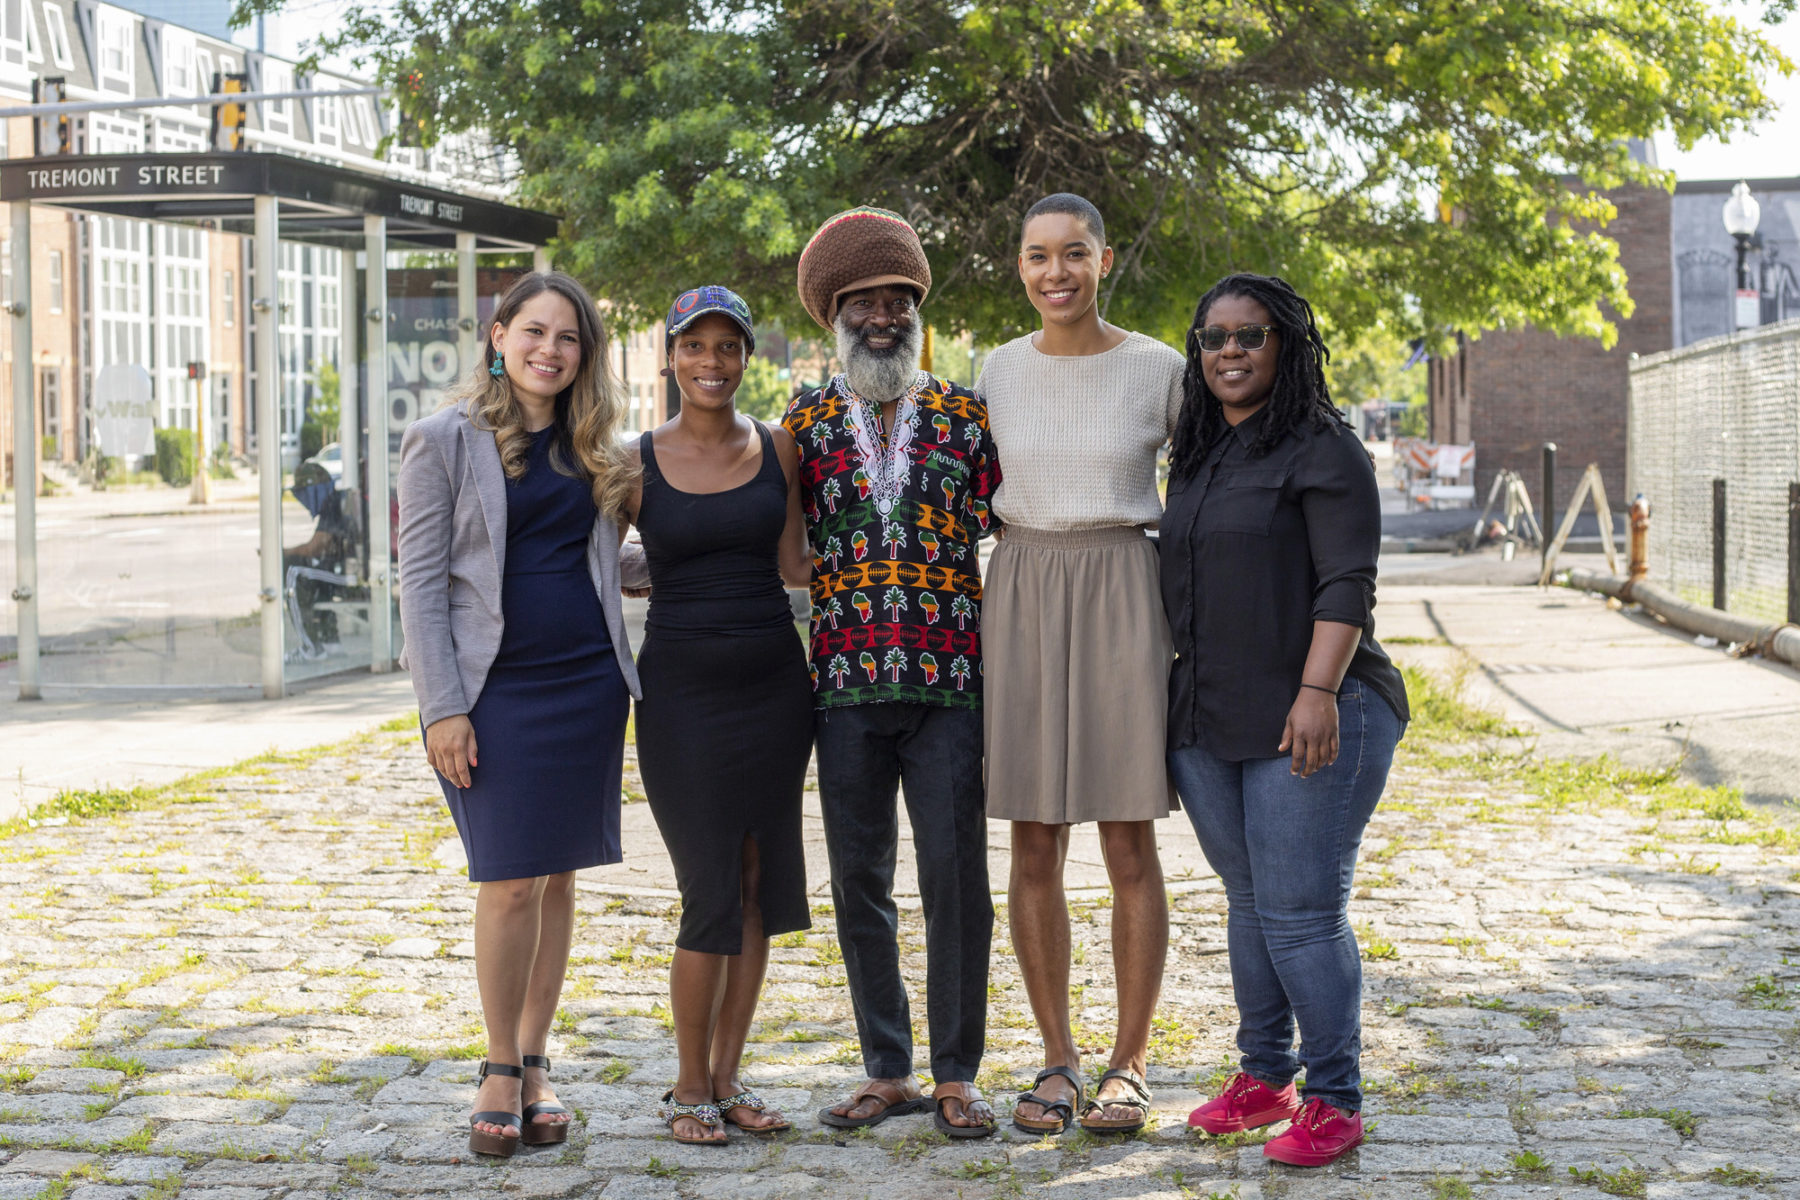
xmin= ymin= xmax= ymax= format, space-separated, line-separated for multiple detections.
xmin=715 ymin=1089 xmax=791 ymax=1136
xmin=658 ymin=1089 xmax=726 ymax=1145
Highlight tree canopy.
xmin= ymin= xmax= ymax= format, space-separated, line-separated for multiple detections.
xmin=247 ymin=0 xmax=1793 ymax=351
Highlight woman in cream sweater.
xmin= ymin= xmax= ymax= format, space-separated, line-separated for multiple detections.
xmin=976 ymin=193 xmax=1183 ymax=1137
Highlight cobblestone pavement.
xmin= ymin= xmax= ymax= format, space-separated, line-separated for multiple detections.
xmin=2 ymin=712 xmax=1798 ymax=1200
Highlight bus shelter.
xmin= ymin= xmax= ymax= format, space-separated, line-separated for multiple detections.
xmin=2 ymin=151 xmax=557 ymax=699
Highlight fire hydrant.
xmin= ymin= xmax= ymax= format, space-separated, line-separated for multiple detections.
xmin=1628 ymin=493 xmax=1651 ymax=583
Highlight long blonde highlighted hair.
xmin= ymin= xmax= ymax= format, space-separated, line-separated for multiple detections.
xmin=450 ymin=271 xmax=636 ymax=519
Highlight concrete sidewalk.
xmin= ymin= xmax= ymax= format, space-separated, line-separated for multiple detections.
xmin=1379 ymin=579 xmax=1800 ymax=808
xmin=0 ymin=672 xmax=421 ymax=823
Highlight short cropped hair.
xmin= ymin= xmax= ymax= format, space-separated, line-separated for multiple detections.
xmin=1023 ymin=193 xmax=1106 ymax=246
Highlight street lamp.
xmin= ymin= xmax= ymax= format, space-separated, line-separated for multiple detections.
xmin=1722 ymin=180 xmax=1762 ymax=329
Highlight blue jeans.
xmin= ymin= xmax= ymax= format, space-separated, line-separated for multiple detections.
xmin=815 ymin=703 xmax=991 ymax=1083
xmin=1169 ymin=676 xmax=1404 ymax=1112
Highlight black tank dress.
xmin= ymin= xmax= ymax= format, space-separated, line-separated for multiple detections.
xmin=634 ymin=423 xmax=813 ymax=954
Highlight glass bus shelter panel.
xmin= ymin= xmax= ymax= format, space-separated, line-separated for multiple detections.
xmin=35 ymin=469 xmax=261 ymax=690
xmin=0 ymin=497 xmax=15 ymax=686
xmin=282 ymin=426 xmax=375 ymax=685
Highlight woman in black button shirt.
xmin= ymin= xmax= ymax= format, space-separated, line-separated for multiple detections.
xmin=1160 ymin=273 xmax=1408 ymax=1168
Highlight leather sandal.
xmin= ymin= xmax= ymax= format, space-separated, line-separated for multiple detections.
xmin=715 ymin=1089 xmax=790 ymax=1136
xmin=1013 ymin=1065 xmax=1083 ymax=1135
xmin=932 ymin=1080 xmax=997 ymax=1139
xmin=1079 ymin=1067 xmax=1152 ymax=1135
xmin=658 ymin=1089 xmax=726 ymax=1145
xmin=817 ymin=1078 xmax=929 ymax=1128
xmin=469 ymin=1060 xmax=524 ymax=1158
xmin=519 ymin=1054 xmax=571 ymax=1147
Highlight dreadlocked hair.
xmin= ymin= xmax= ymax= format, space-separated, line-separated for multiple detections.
xmin=1169 ymin=273 xmax=1346 ymax=482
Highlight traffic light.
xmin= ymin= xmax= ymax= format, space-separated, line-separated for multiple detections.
xmin=397 ymin=70 xmax=428 ymax=147
xmin=185 ymin=362 xmax=207 ymax=380
xmin=211 ymin=73 xmax=248 ymax=151
xmin=34 ymin=77 xmax=70 ymax=155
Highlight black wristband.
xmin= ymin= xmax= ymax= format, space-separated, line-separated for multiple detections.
xmin=1300 ymin=683 xmax=1337 ymax=696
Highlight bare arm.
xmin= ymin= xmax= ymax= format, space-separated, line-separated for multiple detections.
xmin=770 ymin=423 xmax=813 ymax=588
xmin=619 ymin=442 xmax=650 ymax=597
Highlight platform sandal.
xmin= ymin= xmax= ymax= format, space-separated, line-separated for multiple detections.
xmin=1012 ymin=1065 xmax=1083 ymax=1135
xmin=1078 ymin=1067 xmax=1152 ymax=1136
xmin=520 ymin=1054 xmax=571 ymax=1146
xmin=658 ymin=1089 xmax=726 ymax=1145
xmin=469 ymin=1060 xmax=524 ymax=1158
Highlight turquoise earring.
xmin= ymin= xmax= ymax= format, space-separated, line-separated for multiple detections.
xmin=489 ymin=349 xmax=505 ymax=377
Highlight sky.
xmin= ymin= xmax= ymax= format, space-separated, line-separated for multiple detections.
xmin=1654 ymin=5 xmax=1800 ymax=180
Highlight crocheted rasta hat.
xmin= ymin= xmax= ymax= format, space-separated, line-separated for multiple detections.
xmin=796 ymin=206 xmax=932 ymax=331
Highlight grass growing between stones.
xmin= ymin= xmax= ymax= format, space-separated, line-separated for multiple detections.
xmin=0 ymin=713 xmax=423 ymax=838
xmin=1395 ymin=667 xmax=1787 ymax=833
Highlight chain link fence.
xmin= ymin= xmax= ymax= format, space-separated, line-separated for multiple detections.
xmin=1629 ymin=319 xmax=1800 ymax=623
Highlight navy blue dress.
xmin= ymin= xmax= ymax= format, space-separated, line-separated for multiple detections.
xmin=435 ymin=427 xmax=630 ymax=881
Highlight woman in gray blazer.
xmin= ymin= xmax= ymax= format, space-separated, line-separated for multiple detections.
xmin=397 ymin=271 xmax=640 ymax=1158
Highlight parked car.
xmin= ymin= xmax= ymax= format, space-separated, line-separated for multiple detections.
xmin=304 ymin=441 xmax=344 ymax=485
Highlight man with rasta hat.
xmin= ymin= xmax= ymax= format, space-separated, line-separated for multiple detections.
xmin=782 ymin=207 xmax=1002 ymax=1137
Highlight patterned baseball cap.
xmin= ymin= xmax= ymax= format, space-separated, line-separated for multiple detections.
xmin=664 ymin=285 xmax=756 ymax=353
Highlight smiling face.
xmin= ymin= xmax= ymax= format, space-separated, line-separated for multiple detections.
xmin=669 ymin=313 xmax=748 ymax=411
xmin=1198 ymin=293 xmax=1281 ymax=425
xmin=1018 ymin=211 xmax=1112 ymax=328
xmin=491 ymin=291 xmax=583 ymax=403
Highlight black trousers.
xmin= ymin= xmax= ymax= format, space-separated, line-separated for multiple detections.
xmin=814 ymin=703 xmax=992 ymax=1084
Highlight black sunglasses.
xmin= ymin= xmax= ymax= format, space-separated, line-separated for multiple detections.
xmin=1193 ymin=324 xmax=1278 ymax=353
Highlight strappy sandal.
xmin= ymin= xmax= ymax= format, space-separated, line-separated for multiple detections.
xmin=1079 ymin=1067 xmax=1152 ymax=1135
xmin=817 ymin=1078 xmax=929 ymax=1128
xmin=658 ymin=1089 xmax=726 ymax=1146
xmin=1012 ymin=1065 xmax=1083 ymax=1135
xmin=715 ymin=1089 xmax=791 ymax=1136
xmin=469 ymin=1060 xmax=524 ymax=1158
xmin=519 ymin=1054 xmax=571 ymax=1146
xmin=932 ymin=1080 xmax=997 ymax=1139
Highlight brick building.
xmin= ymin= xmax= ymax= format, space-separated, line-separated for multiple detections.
xmin=1426 ymin=182 xmax=1674 ymax=512
xmin=1427 ymin=160 xmax=1800 ymax=513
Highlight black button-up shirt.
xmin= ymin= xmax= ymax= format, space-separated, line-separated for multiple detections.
xmin=1160 ymin=408 xmax=1409 ymax=761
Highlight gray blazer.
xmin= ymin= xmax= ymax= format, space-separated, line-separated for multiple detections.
xmin=397 ymin=403 xmax=643 ymax=728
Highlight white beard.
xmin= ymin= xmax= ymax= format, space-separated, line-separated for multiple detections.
xmin=836 ymin=313 xmax=925 ymax=401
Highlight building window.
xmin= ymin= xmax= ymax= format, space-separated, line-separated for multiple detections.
xmin=96 ymin=8 xmax=133 ymax=93
xmin=354 ymin=96 xmax=380 ymax=147
xmin=88 ymin=112 xmax=143 ymax=154
xmin=262 ymin=61 xmax=292 ymax=136
xmin=315 ymin=88 xmax=339 ymax=148
xmin=39 ymin=367 xmax=60 ymax=450
xmin=222 ymin=269 xmax=234 ymax=326
xmin=164 ymin=30 xmax=195 ymax=96
xmin=195 ymin=47 xmax=212 ymax=92
xmin=42 ymin=4 xmax=70 ymax=70
xmin=21 ymin=0 xmax=40 ymax=65
xmin=48 ymin=248 xmax=62 ymax=312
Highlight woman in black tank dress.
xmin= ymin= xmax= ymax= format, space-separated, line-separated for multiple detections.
xmin=628 ymin=286 xmax=814 ymax=1145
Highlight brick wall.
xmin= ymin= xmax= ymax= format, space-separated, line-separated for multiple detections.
xmin=1430 ymin=183 xmax=1674 ymax=513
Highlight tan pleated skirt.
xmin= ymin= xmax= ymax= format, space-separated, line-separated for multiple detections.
xmin=982 ymin=525 xmax=1176 ymax=824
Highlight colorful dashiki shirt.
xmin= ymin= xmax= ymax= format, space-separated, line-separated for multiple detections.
xmin=782 ymin=372 xmax=1001 ymax=710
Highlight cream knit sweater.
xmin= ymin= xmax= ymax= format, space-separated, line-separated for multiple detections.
xmin=977 ymin=329 xmax=1186 ymax=531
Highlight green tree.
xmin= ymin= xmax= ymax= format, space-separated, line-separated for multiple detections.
xmin=734 ymin=354 xmax=791 ymax=422
xmin=248 ymin=0 xmax=1792 ymax=349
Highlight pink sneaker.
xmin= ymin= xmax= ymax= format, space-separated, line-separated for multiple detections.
xmin=1262 ymin=1097 xmax=1364 ymax=1166
xmin=1187 ymin=1072 xmax=1302 ymax=1134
